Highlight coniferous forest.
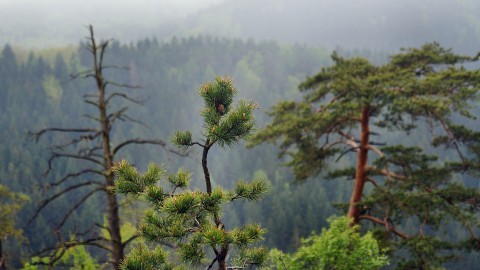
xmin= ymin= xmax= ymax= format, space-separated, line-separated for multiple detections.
xmin=2 ymin=1 xmax=480 ymax=269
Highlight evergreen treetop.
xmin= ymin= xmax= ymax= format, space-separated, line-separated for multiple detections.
xmin=115 ymin=76 xmax=269 ymax=270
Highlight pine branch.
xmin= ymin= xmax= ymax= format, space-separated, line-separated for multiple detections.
xmin=374 ymin=167 xmax=406 ymax=180
xmin=360 ymin=215 xmax=409 ymax=239
xmin=434 ymin=113 xmax=467 ymax=168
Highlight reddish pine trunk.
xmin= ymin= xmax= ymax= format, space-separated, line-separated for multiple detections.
xmin=347 ymin=106 xmax=370 ymax=224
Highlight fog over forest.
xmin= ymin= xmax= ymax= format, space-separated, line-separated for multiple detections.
xmin=1 ymin=1 xmax=480 ymax=269
xmin=2 ymin=0 xmax=479 ymax=53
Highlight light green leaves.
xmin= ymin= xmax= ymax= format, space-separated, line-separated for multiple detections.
xmin=266 ymin=216 xmax=389 ymax=270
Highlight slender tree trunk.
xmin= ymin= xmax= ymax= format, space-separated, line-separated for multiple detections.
xmin=0 ymin=239 xmax=6 ymax=270
xmin=202 ymin=140 xmax=229 ymax=270
xmin=202 ymin=140 xmax=212 ymax=194
xmin=97 ymin=60 xmax=123 ymax=270
xmin=217 ymin=247 xmax=228 ymax=270
xmin=347 ymin=106 xmax=370 ymax=224
xmin=106 ymin=183 xmax=123 ymax=269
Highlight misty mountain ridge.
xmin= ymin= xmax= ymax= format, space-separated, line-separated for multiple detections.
xmin=2 ymin=0 xmax=479 ymax=53
xmin=171 ymin=0 xmax=480 ymax=53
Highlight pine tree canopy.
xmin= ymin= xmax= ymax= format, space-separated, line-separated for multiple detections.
xmin=115 ymin=77 xmax=269 ymax=270
xmin=249 ymin=42 xmax=480 ymax=268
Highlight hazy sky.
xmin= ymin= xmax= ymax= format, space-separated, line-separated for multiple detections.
xmin=0 ymin=0 xmax=225 ymax=47
xmin=1 ymin=0 xmax=478 ymax=53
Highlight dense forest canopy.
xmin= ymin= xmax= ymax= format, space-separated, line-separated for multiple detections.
xmin=1 ymin=1 xmax=480 ymax=269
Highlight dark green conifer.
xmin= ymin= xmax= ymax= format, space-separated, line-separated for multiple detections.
xmin=115 ymin=77 xmax=269 ymax=270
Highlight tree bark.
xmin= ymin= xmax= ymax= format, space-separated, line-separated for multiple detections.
xmin=347 ymin=106 xmax=370 ymax=224
xmin=202 ymin=140 xmax=212 ymax=195
xmin=0 ymin=239 xmax=6 ymax=270
xmin=96 ymin=45 xmax=123 ymax=270
xmin=216 ymin=247 xmax=228 ymax=270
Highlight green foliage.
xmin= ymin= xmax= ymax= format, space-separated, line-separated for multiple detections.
xmin=173 ymin=76 xmax=258 ymax=148
xmin=115 ymin=77 xmax=268 ymax=269
xmin=266 ymin=216 xmax=389 ymax=270
xmin=0 ymin=37 xmax=331 ymax=268
xmin=59 ymin=243 xmax=101 ymax=270
xmin=21 ymin=243 xmax=100 ymax=270
xmin=0 ymin=184 xmax=29 ymax=239
xmin=120 ymin=245 xmax=186 ymax=270
xmin=251 ymin=43 xmax=480 ymax=268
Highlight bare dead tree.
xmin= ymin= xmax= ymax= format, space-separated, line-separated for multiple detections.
xmin=29 ymin=25 xmax=182 ymax=269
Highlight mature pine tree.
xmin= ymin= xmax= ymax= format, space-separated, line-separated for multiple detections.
xmin=114 ymin=77 xmax=269 ymax=270
xmin=29 ymin=26 xmax=179 ymax=269
xmin=250 ymin=43 xmax=480 ymax=268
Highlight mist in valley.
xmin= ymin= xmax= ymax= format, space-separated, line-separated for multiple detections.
xmin=1 ymin=1 xmax=480 ymax=269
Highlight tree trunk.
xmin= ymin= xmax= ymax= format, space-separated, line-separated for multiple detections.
xmin=347 ymin=106 xmax=370 ymax=224
xmin=216 ymin=247 xmax=228 ymax=270
xmin=97 ymin=59 xmax=123 ymax=270
xmin=107 ymin=183 xmax=123 ymax=269
xmin=0 ymin=239 xmax=6 ymax=270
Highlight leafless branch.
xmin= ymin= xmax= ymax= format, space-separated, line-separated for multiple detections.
xmin=85 ymin=98 xmax=100 ymax=108
xmin=42 ymin=169 xmax=104 ymax=189
xmin=122 ymin=234 xmax=139 ymax=248
xmin=106 ymin=92 xmax=145 ymax=105
xmin=56 ymin=187 xmax=104 ymax=230
xmin=98 ymin=41 xmax=109 ymax=74
xmin=29 ymin=181 xmax=104 ymax=225
xmin=69 ymin=69 xmax=95 ymax=80
xmin=49 ymin=132 xmax=102 ymax=150
xmin=44 ymin=152 xmax=103 ymax=176
xmin=118 ymin=114 xmax=148 ymax=128
xmin=78 ymin=145 xmax=103 ymax=156
xmin=108 ymin=106 xmax=129 ymax=122
xmin=113 ymin=138 xmax=167 ymax=155
xmin=95 ymin=222 xmax=111 ymax=234
xmin=105 ymin=80 xmax=142 ymax=90
xmin=102 ymin=65 xmax=130 ymax=71
xmin=29 ymin=128 xmax=99 ymax=142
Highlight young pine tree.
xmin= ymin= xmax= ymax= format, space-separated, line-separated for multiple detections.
xmin=114 ymin=77 xmax=269 ymax=270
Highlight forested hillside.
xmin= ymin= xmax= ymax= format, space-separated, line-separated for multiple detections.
xmin=2 ymin=33 xmax=480 ymax=269
xmin=0 ymin=37 xmax=351 ymax=268
xmin=1 ymin=1 xmax=480 ymax=269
